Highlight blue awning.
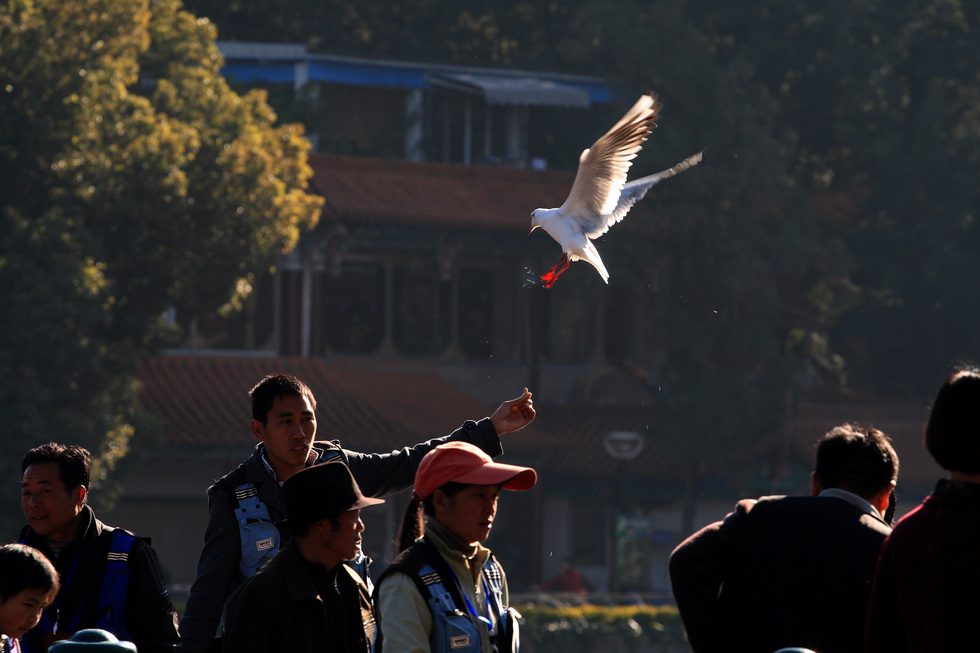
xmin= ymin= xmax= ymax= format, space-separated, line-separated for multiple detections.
xmin=216 ymin=42 xmax=615 ymax=105
xmin=430 ymin=73 xmax=592 ymax=108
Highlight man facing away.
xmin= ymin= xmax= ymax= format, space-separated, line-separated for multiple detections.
xmin=222 ymin=461 xmax=385 ymax=653
xmin=180 ymin=373 xmax=537 ymax=653
xmin=668 ymin=424 xmax=899 ymax=653
xmin=19 ymin=443 xmax=180 ymax=653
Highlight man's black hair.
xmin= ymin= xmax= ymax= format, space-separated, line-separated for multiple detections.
xmin=249 ymin=373 xmax=317 ymax=423
xmin=22 ymin=443 xmax=91 ymax=492
xmin=815 ymin=424 xmax=899 ymax=500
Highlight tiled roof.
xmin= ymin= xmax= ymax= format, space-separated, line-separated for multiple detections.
xmin=139 ymin=355 xmax=940 ymax=496
xmin=138 ymin=354 xmax=552 ymax=455
xmin=308 ymin=153 xmax=579 ymax=232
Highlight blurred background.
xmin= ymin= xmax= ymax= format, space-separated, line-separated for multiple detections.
xmin=2 ymin=0 xmax=976 ymax=607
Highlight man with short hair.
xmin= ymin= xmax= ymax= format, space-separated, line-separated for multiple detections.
xmin=668 ymin=424 xmax=899 ymax=653
xmin=180 ymin=373 xmax=536 ymax=653
xmin=19 ymin=443 xmax=180 ymax=653
xmin=222 ymin=461 xmax=385 ymax=653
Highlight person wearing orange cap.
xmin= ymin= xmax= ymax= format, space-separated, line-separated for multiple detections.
xmin=374 ymin=441 xmax=536 ymax=653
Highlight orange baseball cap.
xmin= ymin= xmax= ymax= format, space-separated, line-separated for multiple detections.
xmin=414 ymin=441 xmax=537 ymax=500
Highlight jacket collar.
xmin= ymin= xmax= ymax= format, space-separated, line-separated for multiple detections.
xmin=245 ymin=442 xmax=326 ymax=485
xmin=277 ymin=539 xmax=363 ymax=601
xmin=818 ymin=488 xmax=886 ymax=523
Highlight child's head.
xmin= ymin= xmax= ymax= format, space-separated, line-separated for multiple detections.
xmin=0 ymin=544 xmax=59 ymax=639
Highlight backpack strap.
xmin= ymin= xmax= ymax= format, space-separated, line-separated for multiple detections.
xmin=375 ymin=539 xmax=487 ymax=653
xmin=74 ymin=528 xmax=137 ymax=640
xmin=234 ymin=482 xmax=279 ymax=580
xmin=378 ymin=539 xmax=466 ymax=607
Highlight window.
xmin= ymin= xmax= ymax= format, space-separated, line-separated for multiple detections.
xmin=457 ymin=268 xmax=495 ymax=359
xmin=393 ymin=261 xmax=451 ymax=356
xmin=324 ymin=259 xmax=384 ymax=354
xmin=570 ymin=497 xmax=607 ymax=566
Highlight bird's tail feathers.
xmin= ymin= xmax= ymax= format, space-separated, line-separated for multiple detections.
xmin=573 ymin=241 xmax=610 ymax=284
xmin=654 ymin=150 xmax=703 ymax=181
xmin=622 ymin=150 xmax=703 ymax=192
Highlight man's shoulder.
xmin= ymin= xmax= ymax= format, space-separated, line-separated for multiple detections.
xmin=730 ymin=495 xmax=822 ymax=529
xmin=92 ymin=520 xmax=157 ymax=555
xmin=236 ymin=543 xmax=301 ymax=598
xmin=746 ymin=494 xmax=853 ymax=519
xmin=747 ymin=494 xmax=890 ymax=540
xmin=313 ymin=440 xmax=346 ymax=463
xmin=749 ymin=494 xmax=828 ymax=514
xmin=207 ymin=447 xmax=264 ymax=496
xmin=208 ymin=465 xmax=247 ymax=496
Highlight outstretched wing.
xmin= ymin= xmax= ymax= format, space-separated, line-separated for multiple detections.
xmin=560 ymin=94 xmax=661 ymax=220
xmin=583 ymin=150 xmax=704 ymax=239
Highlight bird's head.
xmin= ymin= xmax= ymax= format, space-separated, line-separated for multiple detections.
xmin=529 ymin=209 xmax=544 ymax=234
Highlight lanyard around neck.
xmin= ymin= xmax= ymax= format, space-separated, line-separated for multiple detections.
xmin=446 ymin=566 xmax=496 ymax=633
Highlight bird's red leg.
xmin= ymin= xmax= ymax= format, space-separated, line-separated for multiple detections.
xmin=540 ymin=253 xmax=571 ymax=288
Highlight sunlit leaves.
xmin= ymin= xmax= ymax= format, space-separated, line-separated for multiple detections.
xmin=0 ymin=0 xmax=322 ymax=528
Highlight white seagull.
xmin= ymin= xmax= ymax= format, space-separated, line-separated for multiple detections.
xmin=529 ymin=93 xmax=702 ymax=287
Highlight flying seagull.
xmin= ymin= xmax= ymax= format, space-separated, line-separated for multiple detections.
xmin=529 ymin=93 xmax=702 ymax=288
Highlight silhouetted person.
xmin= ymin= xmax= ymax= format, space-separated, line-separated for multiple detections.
xmin=669 ymin=424 xmax=899 ymax=653
xmin=866 ymin=366 xmax=980 ymax=652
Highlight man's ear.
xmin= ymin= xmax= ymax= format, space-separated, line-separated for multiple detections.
xmin=810 ymin=471 xmax=823 ymax=497
xmin=74 ymin=484 xmax=87 ymax=507
xmin=251 ymin=418 xmax=266 ymax=442
xmin=870 ymin=482 xmax=896 ymax=518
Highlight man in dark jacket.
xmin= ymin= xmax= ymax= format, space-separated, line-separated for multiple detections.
xmin=19 ymin=443 xmax=180 ymax=653
xmin=222 ymin=461 xmax=384 ymax=653
xmin=668 ymin=424 xmax=899 ymax=653
xmin=180 ymin=373 xmax=536 ymax=653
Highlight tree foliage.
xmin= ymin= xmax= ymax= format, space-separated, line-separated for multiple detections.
xmin=0 ymin=0 xmax=321 ymax=531
xmin=677 ymin=0 xmax=980 ymax=397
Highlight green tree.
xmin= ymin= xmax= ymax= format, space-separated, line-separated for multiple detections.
xmin=682 ymin=0 xmax=980 ymax=397
xmin=180 ymin=0 xmax=576 ymax=68
xmin=592 ymin=2 xmax=848 ymax=532
xmin=0 ymin=0 xmax=321 ymax=532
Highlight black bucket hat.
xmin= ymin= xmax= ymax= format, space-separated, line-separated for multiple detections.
xmin=283 ymin=460 xmax=384 ymax=526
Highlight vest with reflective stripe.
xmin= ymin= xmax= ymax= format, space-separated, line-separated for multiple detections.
xmin=20 ymin=529 xmax=135 ymax=653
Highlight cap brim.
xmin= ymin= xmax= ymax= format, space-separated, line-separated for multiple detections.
xmin=454 ymin=463 xmax=537 ymax=491
xmin=352 ymin=495 xmax=386 ymax=509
